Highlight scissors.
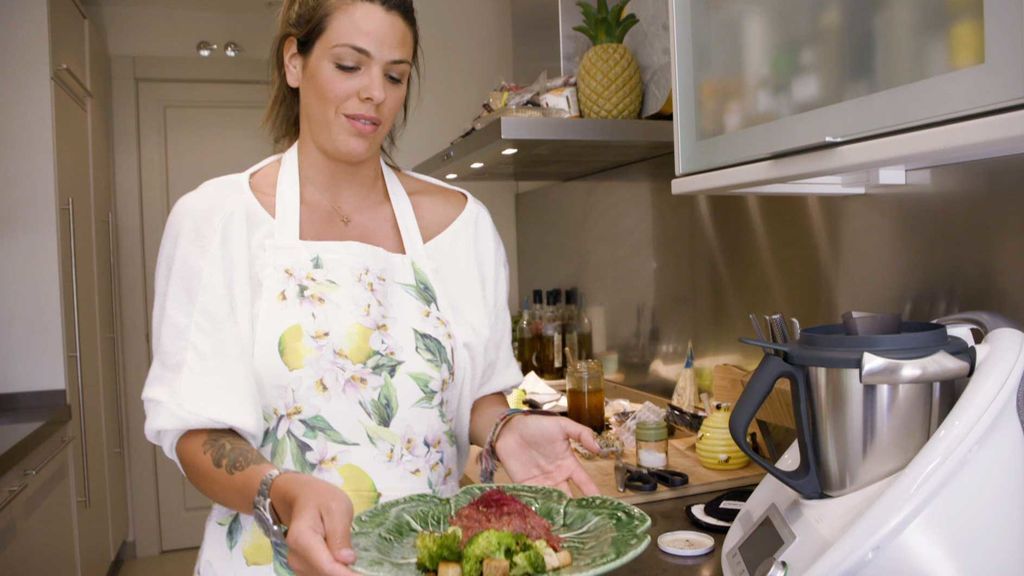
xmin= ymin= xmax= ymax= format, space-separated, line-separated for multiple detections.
xmin=614 ymin=453 xmax=689 ymax=492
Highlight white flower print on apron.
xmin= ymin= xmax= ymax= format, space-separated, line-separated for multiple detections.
xmin=195 ymin=144 xmax=458 ymax=575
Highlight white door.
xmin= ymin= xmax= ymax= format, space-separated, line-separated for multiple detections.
xmin=138 ymin=80 xmax=273 ymax=551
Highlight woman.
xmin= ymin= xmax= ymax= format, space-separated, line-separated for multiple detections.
xmin=142 ymin=1 xmax=600 ymax=575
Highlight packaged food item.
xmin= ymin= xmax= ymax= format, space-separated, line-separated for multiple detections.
xmin=539 ymin=87 xmax=580 ymax=117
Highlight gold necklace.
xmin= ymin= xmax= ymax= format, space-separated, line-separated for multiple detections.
xmin=328 ymin=203 xmax=352 ymax=226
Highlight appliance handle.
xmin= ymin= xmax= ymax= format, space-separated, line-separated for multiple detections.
xmin=64 ymin=198 xmax=91 ymax=508
xmin=730 ymin=354 xmax=824 ymax=499
xmin=861 ymin=350 xmax=974 ymax=385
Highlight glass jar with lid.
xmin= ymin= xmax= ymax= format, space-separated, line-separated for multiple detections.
xmin=636 ymin=419 xmax=668 ymax=469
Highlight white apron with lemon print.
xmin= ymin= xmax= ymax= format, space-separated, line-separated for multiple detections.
xmin=194 ymin=144 xmax=459 ymax=575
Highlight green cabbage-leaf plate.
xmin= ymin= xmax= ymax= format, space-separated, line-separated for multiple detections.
xmin=351 ymin=484 xmax=651 ymax=575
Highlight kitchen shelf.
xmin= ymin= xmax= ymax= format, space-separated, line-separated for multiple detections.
xmin=414 ymin=116 xmax=674 ymax=182
xmin=671 ymin=107 xmax=1024 ymax=196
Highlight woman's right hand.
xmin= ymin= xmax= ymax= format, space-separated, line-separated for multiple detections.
xmin=271 ymin=473 xmax=358 ymax=576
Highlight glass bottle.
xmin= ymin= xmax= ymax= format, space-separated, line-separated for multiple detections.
xmin=516 ymin=290 xmax=543 ymax=375
xmin=539 ymin=290 xmax=563 ymax=379
xmin=577 ymin=292 xmax=593 ymax=360
xmin=563 ymin=288 xmax=580 ymax=362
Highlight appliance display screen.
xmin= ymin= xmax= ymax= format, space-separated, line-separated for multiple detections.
xmin=739 ymin=516 xmax=785 ymax=574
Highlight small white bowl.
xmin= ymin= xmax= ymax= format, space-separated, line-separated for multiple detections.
xmin=657 ymin=530 xmax=715 ymax=557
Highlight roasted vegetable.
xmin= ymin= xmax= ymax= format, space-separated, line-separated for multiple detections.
xmin=461 ymin=530 xmax=530 ymax=576
xmin=417 ymin=527 xmax=464 ymax=572
xmin=509 ymin=547 xmax=545 ymax=576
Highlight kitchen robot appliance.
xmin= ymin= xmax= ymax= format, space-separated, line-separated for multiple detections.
xmin=722 ymin=312 xmax=1024 ymax=575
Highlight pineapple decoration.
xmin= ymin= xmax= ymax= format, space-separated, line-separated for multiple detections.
xmin=574 ymin=0 xmax=643 ymax=119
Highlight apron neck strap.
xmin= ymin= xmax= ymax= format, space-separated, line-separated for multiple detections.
xmin=273 ymin=143 xmax=428 ymax=260
xmin=273 ymin=143 xmax=301 ymax=241
xmin=380 ymin=159 xmax=427 ymax=260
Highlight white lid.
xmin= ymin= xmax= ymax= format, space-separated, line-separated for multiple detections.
xmin=657 ymin=530 xmax=715 ymax=557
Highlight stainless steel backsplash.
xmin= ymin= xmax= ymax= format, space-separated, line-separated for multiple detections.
xmin=516 ymin=152 xmax=1024 ymax=394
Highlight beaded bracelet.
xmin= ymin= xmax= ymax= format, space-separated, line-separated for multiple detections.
xmin=478 ymin=408 xmax=560 ymax=483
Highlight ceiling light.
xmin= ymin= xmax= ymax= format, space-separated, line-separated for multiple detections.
xmin=224 ymin=42 xmax=243 ymax=58
xmin=470 ymin=162 xmax=485 ymax=169
xmin=196 ymin=41 xmax=217 ymax=58
xmin=501 ymin=148 xmax=519 ymax=156
xmin=445 ymin=173 xmax=458 ymax=180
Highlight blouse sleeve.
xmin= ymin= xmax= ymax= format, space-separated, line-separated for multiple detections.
xmin=467 ymin=201 xmax=524 ymax=401
xmin=142 ymin=187 xmax=263 ymax=471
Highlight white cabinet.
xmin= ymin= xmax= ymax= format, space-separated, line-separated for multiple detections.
xmin=0 ymin=430 xmax=78 ymax=576
xmin=671 ymin=0 xmax=1024 ymax=176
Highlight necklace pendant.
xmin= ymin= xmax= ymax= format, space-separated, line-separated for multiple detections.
xmin=329 ymin=203 xmax=352 ymax=226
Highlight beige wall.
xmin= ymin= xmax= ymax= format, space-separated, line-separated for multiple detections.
xmin=0 ymin=1 xmax=65 ymax=393
xmin=87 ymin=2 xmax=278 ymax=59
xmin=517 ymin=152 xmax=1024 ymax=397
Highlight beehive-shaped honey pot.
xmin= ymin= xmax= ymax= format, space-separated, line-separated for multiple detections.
xmin=696 ymin=403 xmax=750 ymax=470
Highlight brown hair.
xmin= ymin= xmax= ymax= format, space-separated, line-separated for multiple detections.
xmin=265 ymin=0 xmax=421 ymax=163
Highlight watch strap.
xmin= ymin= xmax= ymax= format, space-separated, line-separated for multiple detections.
xmin=254 ymin=468 xmax=287 ymax=541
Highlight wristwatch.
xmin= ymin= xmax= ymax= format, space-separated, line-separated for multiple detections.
xmin=253 ymin=469 xmax=288 ymax=544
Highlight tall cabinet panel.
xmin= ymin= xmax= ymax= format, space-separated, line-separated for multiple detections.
xmin=87 ymin=18 xmax=130 ymax=558
xmin=50 ymin=0 xmax=128 ymax=573
xmin=53 ymin=78 xmax=114 ymax=576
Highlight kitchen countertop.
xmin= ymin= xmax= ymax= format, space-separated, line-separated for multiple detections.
xmin=463 ymin=380 xmax=764 ymax=504
xmin=0 ymin=390 xmax=71 ymax=478
xmin=608 ymin=487 xmax=752 ymax=576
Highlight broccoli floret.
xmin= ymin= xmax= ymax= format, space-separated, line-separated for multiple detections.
xmin=510 ymin=547 xmax=545 ymax=576
xmin=416 ymin=527 xmax=463 ymax=572
xmin=461 ymin=530 xmax=531 ymax=576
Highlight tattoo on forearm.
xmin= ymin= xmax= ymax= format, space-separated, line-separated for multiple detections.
xmin=202 ymin=431 xmax=267 ymax=475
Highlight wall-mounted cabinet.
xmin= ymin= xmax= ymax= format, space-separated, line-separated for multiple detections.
xmin=670 ymin=0 xmax=1024 ymax=190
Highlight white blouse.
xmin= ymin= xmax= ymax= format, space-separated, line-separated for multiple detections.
xmin=142 ymin=156 xmax=523 ymax=476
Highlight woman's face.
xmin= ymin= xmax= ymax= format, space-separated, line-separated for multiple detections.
xmin=285 ymin=2 xmax=414 ymax=163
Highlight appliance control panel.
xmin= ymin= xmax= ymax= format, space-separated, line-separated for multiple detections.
xmin=725 ymin=504 xmax=796 ymax=576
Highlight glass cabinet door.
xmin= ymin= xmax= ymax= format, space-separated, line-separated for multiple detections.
xmin=672 ymin=0 xmax=1024 ymax=175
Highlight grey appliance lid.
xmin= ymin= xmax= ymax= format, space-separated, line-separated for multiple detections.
xmin=741 ymin=322 xmax=973 ymax=369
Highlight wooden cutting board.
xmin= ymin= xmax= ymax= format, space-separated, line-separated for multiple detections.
xmin=463 ymin=428 xmax=764 ymax=505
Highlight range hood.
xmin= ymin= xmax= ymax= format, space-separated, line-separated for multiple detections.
xmin=413 ymin=116 xmax=673 ymax=182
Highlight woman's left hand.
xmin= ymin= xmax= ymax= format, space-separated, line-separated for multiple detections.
xmin=493 ymin=415 xmax=602 ymax=497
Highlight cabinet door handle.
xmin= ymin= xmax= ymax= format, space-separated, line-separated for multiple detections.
xmin=106 ymin=213 xmax=126 ymax=455
xmin=54 ymin=64 xmax=92 ymax=98
xmin=0 ymin=483 xmax=28 ymax=513
xmin=64 ymin=197 xmax=91 ymax=508
xmin=22 ymin=436 xmax=74 ymax=478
